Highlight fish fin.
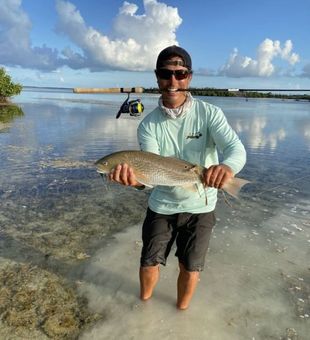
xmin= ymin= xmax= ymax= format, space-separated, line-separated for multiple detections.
xmin=182 ymin=183 xmax=206 ymax=201
xmin=204 ymin=188 xmax=208 ymax=205
xmin=222 ymin=178 xmax=250 ymax=199
xmin=135 ymin=173 xmax=153 ymax=188
xmin=221 ymin=190 xmax=233 ymax=207
xmin=188 ymin=165 xmax=202 ymax=175
xmin=136 ymin=179 xmax=153 ymax=188
xmin=143 ymin=183 xmax=154 ymax=188
xmin=182 ymin=183 xmax=200 ymax=193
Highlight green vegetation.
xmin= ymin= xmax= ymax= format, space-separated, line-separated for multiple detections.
xmin=144 ymin=87 xmax=310 ymax=101
xmin=0 ymin=68 xmax=22 ymax=103
xmin=0 ymin=105 xmax=24 ymax=133
xmin=0 ymin=105 xmax=24 ymax=123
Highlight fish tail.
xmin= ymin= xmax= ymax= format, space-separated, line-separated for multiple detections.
xmin=222 ymin=178 xmax=250 ymax=199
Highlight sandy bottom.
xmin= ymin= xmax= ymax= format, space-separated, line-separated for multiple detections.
xmin=78 ymin=198 xmax=309 ymax=340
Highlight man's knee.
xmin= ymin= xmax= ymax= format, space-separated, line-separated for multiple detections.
xmin=140 ymin=264 xmax=160 ymax=273
xmin=178 ymin=262 xmax=200 ymax=278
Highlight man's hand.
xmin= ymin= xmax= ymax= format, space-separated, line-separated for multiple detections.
xmin=108 ymin=163 xmax=142 ymax=187
xmin=203 ymin=164 xmax=234 ymax=189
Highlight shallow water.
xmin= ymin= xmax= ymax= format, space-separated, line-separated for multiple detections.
xmin=0 ymin=90 xmax=309 ymax=339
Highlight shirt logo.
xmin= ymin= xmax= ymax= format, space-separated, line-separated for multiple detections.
xmin=186 ymin=132 xmax=202 ymax=139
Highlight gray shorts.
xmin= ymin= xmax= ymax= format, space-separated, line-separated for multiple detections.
xmin=140 ymin=208 xmax=216 ymax=272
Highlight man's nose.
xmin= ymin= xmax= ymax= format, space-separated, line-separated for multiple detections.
xmin=168 ymin=74 xmax=178 ymax=85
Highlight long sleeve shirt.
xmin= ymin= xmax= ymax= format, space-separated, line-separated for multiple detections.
xmin=137 ymin=97 xmax=246 ymax=214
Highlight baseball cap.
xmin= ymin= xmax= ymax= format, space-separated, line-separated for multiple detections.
xmin=156 ymin=45 xmax=192 ymax=70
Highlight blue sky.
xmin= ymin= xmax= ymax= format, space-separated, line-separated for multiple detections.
xmin=1 ymin=0 xmax=310 ymax=89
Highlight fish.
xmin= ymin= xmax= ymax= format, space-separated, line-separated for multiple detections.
xmin=95 ymin=150 xmax=250 ymax=199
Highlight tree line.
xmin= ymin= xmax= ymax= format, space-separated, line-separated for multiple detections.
xmin=0 ymin=68 xmax=22 ymax=103
xmin=144 ymin=87 xmax=310 ymax=101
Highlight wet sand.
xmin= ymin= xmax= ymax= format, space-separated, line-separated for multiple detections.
xmin=77 ymin=193 xmax=309 ymax=340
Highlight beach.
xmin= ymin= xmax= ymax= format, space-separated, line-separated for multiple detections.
xmin=0 ymin=89 xmax=309 ymax=339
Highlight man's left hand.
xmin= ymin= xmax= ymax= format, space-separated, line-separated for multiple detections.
xmin=203 ymin=164 xmax=234 ymax=189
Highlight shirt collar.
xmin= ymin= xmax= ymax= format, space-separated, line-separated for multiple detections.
xmin=158 ymin=93 xmax=193 ymax=119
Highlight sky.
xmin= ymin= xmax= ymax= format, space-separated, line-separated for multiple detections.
xmin=1 ymin=0 xmax=310 ymax=89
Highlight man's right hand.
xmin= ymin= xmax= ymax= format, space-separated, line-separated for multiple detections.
xmin=108 ymin=163 xmax=142 ymax=187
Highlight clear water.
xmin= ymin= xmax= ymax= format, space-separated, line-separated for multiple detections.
xmin=0 ymin=90 xmax=309 ymax=339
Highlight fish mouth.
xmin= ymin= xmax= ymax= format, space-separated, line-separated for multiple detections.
xmin=95 ymin=165 xmax=107 ymax=174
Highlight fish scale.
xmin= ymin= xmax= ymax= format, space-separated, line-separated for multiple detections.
xmin=95 ymin=150 xmax=250 ymax=199
xmin=125 ymin=151 xmax=199 ymax=186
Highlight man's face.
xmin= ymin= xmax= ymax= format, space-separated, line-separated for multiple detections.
xmin=155 ymin=56 xmax=192 ymax=108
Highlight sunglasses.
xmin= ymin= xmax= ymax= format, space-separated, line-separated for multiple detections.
xmin=156 ymin=69 xmax=192 ymax=80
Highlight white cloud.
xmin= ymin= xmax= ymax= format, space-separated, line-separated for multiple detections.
xmin=55 ymin=0 xmax=182 ymax=71
xmin=1 ymin=0 xmax=305 ymax=81
xmin=301 ymin=62 xmax=310 ymax=78
xmin=0 ymin=0 xmax=64 ymax=70
xmin=195 ymin=67 xmax=216 ymax=76
xmin=219 ymin=39 xmax=300 ymax=77
xmin=0 ymin=0 xmax=181 ymax=72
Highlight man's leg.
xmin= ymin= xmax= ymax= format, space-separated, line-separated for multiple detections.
xmin=176 ymin=262 xmax=199 ymax=310
xmin=140 ymin=208 xmax=175 ymax=301
xmin=139 ymin=264 xmax=160 ymax=300
xmin=175 ymin=212 xmax=215 ymax=310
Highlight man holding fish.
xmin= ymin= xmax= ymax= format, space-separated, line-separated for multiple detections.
xmin=106 ymin=46 xmax=247 ymax=310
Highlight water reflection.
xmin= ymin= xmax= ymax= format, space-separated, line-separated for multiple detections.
xmin=295 ymin=118 xmax=310 ymax=148
xmin=233 ymin=116 xmax=287 ymax=150
xmin=228 ymin=109 xmax=310 ymax=151
xmin=205 ymin=97 xmax=310 ymax=154
xmin=0 ymin=105 xmax=24 ymax=133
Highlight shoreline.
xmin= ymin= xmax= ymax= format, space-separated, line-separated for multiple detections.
xmin=143 ymin=87 xmax=310 ymax=101
xmin=20 ymin=85 xmax=310 ymax=101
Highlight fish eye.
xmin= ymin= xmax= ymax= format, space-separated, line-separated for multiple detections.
xmin=103 ymin=161 xmax=108 ymax=166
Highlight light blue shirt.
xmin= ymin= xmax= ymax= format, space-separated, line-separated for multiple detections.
xmin=137 ymin=97 xmax=246 ymax=214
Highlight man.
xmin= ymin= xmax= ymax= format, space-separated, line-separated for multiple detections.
xmin=109 ymin=45 xmax=246 ymax=310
